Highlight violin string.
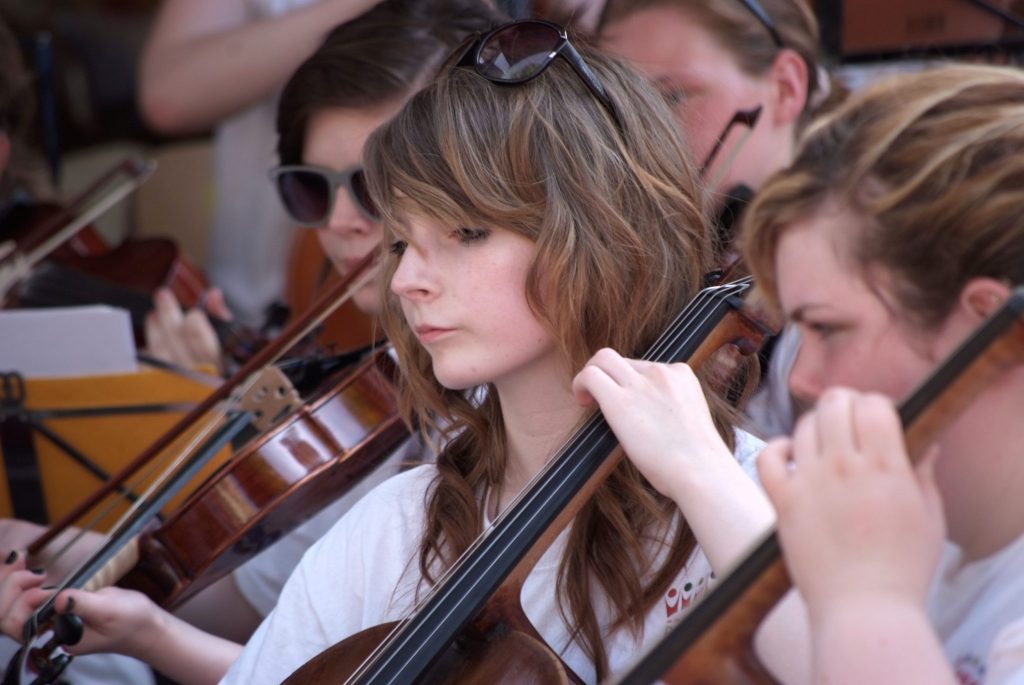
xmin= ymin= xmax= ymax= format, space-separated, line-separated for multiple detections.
xmin=34 ymin=260 xmax=380 ymax=608
xmin=349 ymin=284 xmax=730 ymax=681
xmin=472 ymin=279 xmax=747 ymax=533
xmin=32 ymin=383 xmax=250 ymax=622
xmin=41 ymin=406 xmax=229 ymax=571
xmin=348 ymin=279 xmax=750 ymax=682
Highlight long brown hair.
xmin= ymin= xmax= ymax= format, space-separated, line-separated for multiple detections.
xmin=742 ymin=64 xmax=1024 ymax=328
xmin=601 ymin=0 xmax=835 ymax=130
xmin=364 ymin=44 xmax=738 ymax=679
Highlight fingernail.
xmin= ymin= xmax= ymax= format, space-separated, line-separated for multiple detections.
xmin=30 ymin=567 xmax=45 ymax=575
xmin=65 ymin=596 xmax=75 ymax=612
xmin=4 ymin=551 xmax=16 ymax=564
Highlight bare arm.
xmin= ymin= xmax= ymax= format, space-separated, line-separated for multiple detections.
xmin=59 ymin=586 xmax=243 ymax=685
xmin=138 ymin=0 xmax=382 ymax=133
xmin=173 ymin=573 xmax=262 ymax=644
xmin=571 ymin=348 xmax=776 ymax=573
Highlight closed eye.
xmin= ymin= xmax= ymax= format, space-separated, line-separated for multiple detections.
xmin=452 ymin=227 xmax=490 ymax=243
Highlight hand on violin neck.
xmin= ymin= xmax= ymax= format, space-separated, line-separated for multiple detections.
xmin=758 ymin=389 xmax=945 ymax=624
xmin=56 ymin=585 xmax=242 ymax=684
xmin=571 ymin=347 xmax=775 ymax=572
xmin=572 ymin=348 xmax=737 ymax=500
xmin=47 ymin=586 xmax=162 ymax=659
xmin=145 ymin=287 xmax=229 ymax=374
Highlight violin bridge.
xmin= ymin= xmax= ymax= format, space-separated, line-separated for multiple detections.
xmin=234 ymin=367 xmax=302 ymax=432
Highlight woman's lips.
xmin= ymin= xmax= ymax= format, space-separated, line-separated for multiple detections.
xmin=414 ymin=325 xmax=456 ymax=344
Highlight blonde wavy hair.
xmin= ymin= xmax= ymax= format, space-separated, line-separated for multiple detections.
xmin=742 ymin=64 xmax=1024 ymax=328
xmin=363 ymin=43 xmax=736 ymax=679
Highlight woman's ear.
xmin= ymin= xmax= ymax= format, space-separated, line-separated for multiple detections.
xmin=961 ymin=277 xmax=1012 ymax=321
xmin=768 ymin=48 xmax=808 ymax=129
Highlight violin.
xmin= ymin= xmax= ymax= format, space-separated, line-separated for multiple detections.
xmin=116 ymin=345 xmax=408 ymax=609
xmin=0 ymin=158 xmax=155 ymax=301
xmin=611 ymin=286 xmax=1024 ymax=685
xmin=0 ymin=157 xmax=318 ymax=366
xmin=281 ymin=275 xmax=775 ymax=684
xmin=6 ymin=255 xmax=412 ymax=685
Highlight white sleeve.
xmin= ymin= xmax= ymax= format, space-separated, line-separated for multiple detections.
xmin=218 ymin=466 xmax=435 ymax=685
xmin=733 ymin=428 xmax=765 ymax=484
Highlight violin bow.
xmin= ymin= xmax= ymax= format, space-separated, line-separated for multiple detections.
xmin=612 ymin=285 xmax=1024 ymax=685
xmin=0 ymin=158 xmax=155 ymax=301
xmin=28 ymin=252 xmax=379 ymax=555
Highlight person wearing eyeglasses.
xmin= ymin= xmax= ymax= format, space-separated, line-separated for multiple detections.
xmin=0 ymin=18 xmax=787 ymax=685
xmin=600 ymin=0 xmax=831 ymax=227
xmin=601 ymin=0 xmax=839 ymax=444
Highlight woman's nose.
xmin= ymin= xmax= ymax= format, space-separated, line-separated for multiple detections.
xmin=787 ymin=344 xmax=823 ymax=409
xmin=390 ymin=245 xmax=436 ymax=302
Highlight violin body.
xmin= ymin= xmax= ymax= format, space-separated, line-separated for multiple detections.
xmin=16 ymin=236 xmax=206 ymax=323
xmin=285 ymin=228 xmax=376 ymax=353
xmin=3 ymin=198 xmax=207 ymax=343
xmin=116 ymin=347 xmax=409 ymax=608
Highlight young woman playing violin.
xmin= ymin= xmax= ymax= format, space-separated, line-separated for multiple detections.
xmin=601 ymin=0 xmax=837 ymax=439
xmin=599 ymin=0 xmax=830 ymax=244
xmin=223 ymin=21 xmax=779 ymax=684
xmin=742 ymin=64 xmax=1024 ymax=685
xmin=2 ymin=20 xmax=780 ymax=685
xmin=0 ymin=1 xmax=498 ymax=681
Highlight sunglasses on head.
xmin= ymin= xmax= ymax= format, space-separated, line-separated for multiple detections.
xmin=444 ymin=19 xmax=624 ymax=131
xmin=268 ymin=164 xmax=378 ymax=226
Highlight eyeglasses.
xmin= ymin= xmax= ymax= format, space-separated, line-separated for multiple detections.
xmin=445 ymin=19 xmax=624 ymax=131
xmin=268 ymin=164 xmax=378 ymax=226
xmin=699 ymin=106 xmax=763 ymax=177
xmin=738 ymin=0 xmax=784 ymax=49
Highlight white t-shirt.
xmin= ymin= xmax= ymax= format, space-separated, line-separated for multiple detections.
xmin=205 ymin=0 xmax=319 ymax=325
xmin=928 ymin=532 xmax=1024 ymax=684
xmin=220 ymin=431 xmax=764 ymax=685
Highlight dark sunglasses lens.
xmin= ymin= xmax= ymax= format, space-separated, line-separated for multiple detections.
xmin=350 ymin=170 xmax=379 ymax=220
xmin=278 ymin=169 xmax=329 ymax=224
xmin=477 ymin=23 xmax=561 ymax=83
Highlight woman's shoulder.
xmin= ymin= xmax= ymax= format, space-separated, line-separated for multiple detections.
xmin=328 ymin=463 xmax=439 ymax=534
xmin=289 ymin=464 xmax=440 ymax=604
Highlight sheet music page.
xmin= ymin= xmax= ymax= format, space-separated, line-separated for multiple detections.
xmin=0 ymin=306 xmax=137 ymax=378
